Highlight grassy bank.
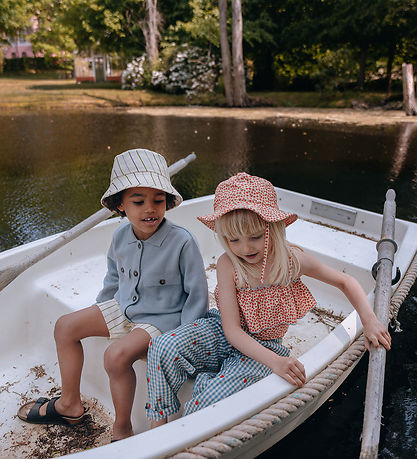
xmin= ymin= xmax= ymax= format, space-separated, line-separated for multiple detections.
xmin=0 ymin=74 xmax=400 ymax=111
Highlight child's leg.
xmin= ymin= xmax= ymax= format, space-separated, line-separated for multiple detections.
xmin=22 ymin=305 xmax=109 ymax=419
xmin=104 ymin=328 xmax=150 ymax=440
xmin=146 ymin=315 xmax=231 ymax=425
xmin=183 ymin=340 xmax=289 ymax=416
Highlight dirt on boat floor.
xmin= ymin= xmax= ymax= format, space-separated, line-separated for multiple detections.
xmin=2 ymin=400 xmax=112 ymax=459
xmin=0 ymin=361 xmax=112 ymax=458
xmin=125 ymin=106 xmax=417 ymax=127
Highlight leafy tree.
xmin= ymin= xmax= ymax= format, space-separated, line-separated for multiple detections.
xmin=322 ymin=1 xmax=392 ymax=88
xmin=379 ymin=0 xmax=417 ymax=94
xmin=0 ymin=0 xmax=29 ymax=39
xmin=62 ymin=0 xmax=147 ymax=58
xmin=62 ymin=0 xmax=194 ymax=63
xmin=269 ymin=0 xmax=417 ymax=91
xmin=27 ymin=0 xmax=76 ymax=60
xmin=172 ymin=0 xmax=219 ymax=48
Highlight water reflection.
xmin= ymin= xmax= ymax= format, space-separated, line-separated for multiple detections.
xmin=1 ymin=112 xmax=416 ymax=251
xmin=389 ymin=123 xmax=417 ymax=182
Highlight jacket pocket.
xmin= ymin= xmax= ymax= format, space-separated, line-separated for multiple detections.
xmin=142 ymin=272 xmax=181 ymax=287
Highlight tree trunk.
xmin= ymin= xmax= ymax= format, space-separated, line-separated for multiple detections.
xmin=402 ymin=63 xmax=417 ymax=116
xmin=219 ymin=0 xmax=234 ymax=106
xmin=386 ymin=42 xmax=395 ymax=98
xmin=142 ymin=0 xmax=160 ymax=69
xmin=231 ymin=0 xmax=250 ymax=106
xmin=358 ymin=44 xmax=368 ymax=89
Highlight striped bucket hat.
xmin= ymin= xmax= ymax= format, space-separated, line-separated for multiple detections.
xmin=198 ymin=172 xmax=297 ymax=230
xmin=101 ymin=149 xmax=183 ymax=209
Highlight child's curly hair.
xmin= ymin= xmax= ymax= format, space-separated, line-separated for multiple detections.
xmin=103 ymin=190 xmax=177 ymax=217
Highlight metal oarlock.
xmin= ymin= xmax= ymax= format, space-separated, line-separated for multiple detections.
xmin=372 ymin=261 xmax=401 ymax=285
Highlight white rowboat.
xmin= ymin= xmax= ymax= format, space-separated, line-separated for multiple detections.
xmin=1 ymin=187 xmax=416 ymax=458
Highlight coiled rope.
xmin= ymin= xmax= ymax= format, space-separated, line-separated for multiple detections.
xmin=170 ymin=251 xmax=417 ymax=459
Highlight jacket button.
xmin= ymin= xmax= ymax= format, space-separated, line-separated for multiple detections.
xmin=133 ymin=271 xmax=138 ymax=277
xmin=138 ymin=242 xmax=142 ymax=249
xmin=132 ymin=296 xmax=137 ymax=302
xmin=121 ymin=267 xmax=125 ymax=273
xmin=160 ymin=279 xmax=166 ymax=285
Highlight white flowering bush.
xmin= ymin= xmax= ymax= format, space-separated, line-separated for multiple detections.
xmin=159 ymin=44 xmax=218 ymax=96
xmin=121 ymin=55 xmax=148 ymax=90
xmin=122 ymin=45 xmax=219 ymax=96
xmin=150 ymin=69 xmax=168 ymax=88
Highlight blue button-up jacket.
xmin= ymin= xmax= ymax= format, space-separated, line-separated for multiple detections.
xmin=96 ymin=218 xmax=208 ymax=333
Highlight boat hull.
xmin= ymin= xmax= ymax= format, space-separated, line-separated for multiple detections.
xmin=1 ymin=188 xmax=416 ymax=458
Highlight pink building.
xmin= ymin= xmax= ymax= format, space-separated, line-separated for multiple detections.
xmin=2 ymin=29 xmax=42 ymax=59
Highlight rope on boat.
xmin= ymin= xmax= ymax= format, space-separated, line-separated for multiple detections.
xmin=389 ymin=252 xmax=417 ymax=332
xmin=170 ymin=251 xmax=417 ymax=459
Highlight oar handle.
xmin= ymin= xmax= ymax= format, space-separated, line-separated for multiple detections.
xmin=0 ymin=153 xmax=196 ymax=292
xmin=360 ymin=189 xmax=397 ymax=459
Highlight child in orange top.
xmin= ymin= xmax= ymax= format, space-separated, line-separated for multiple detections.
xmin=146 ymin=172 xmax=391 ymax=426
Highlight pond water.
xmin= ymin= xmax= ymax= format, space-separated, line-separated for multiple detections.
xmin=1 ymin=111 xmax=416 ymax=458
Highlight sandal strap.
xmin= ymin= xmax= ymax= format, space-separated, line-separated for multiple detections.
xmin=27 ymin=397 xmax=49 ymax=421
xmin=46 ymin=397 xmax=86 ymax=422
xmin=45 ymin=396 xmax=61 ymax=419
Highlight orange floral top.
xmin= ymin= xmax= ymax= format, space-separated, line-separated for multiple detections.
xmin=215 ymin=257 xmax=316 ymax=340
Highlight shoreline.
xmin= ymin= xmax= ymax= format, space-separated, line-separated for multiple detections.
xmin=1 ymin=77 xmax=416 ymax=126
xmin=125 ymin=106 xmax=417 ymax=127
xmin=2 ymin=105 xmax=417 ymax=127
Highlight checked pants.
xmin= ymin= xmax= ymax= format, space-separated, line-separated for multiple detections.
xmin=145 ymin=309 xmax=290 ymax=420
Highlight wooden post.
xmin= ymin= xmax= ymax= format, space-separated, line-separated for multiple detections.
xmin=360 ymin=189 xmax=397 ymax=459
xmin=402 ymin=63 xmax=417 ymax=116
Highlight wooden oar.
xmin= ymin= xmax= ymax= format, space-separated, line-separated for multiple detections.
xmin=0 ymin=153 xmax=196 ymax=292
xmin=360 ymin=189 xmax=397 ymax=459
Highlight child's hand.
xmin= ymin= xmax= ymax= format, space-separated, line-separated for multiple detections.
xmin=363 ymin=317 xmax=391 ymax=351
xmin=271 ymin=356 xmax=306 ymax=387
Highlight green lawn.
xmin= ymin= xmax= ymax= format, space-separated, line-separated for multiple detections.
xmin=0 ymin=74 xmax=398 ymax=111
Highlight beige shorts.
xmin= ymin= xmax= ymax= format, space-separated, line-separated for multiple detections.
xmin=97 ymin=299 xmax=162 ymax=340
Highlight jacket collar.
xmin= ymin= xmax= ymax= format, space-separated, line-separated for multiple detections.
xmin=127 ymin=218 xmax=171 ymax=247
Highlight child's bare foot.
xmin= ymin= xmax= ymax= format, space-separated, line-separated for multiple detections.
xmin=151 ymin=418 xmax=167 ymax=429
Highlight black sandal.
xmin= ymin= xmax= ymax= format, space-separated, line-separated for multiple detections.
xmin=17 ymin=396 xmax=86 ymax=426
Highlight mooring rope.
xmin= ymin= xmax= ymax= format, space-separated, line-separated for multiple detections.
xmin=170 ymin=251 xmax=417 ymax=459
xmin=389 ymin=252 xmax=417 ymax=332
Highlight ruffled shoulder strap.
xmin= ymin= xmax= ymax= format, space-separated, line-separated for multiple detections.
xmin=288 ymin=245 xmax=303 ymax=281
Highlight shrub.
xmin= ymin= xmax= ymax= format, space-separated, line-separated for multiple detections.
xmin=121 ymin=55 xmax=150 ymax=90
xmin=159 ymin=44 xmax=218 ymax=96
xmin=122 ymin=44 xmax=219 ymax=96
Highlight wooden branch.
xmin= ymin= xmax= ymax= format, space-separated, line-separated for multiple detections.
xmin=0 ymin=153 xmax=196 ymax=292
xmin=360 ymin=189 xmax=397 ymax=459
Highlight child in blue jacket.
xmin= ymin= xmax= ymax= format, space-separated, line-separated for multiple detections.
xmin=18 ymin=148 xmax=208 ymax=442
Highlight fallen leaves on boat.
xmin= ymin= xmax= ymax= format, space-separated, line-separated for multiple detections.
xmin=3 ymin=398 xmax=111 ymax=458
xmin=1 ymin=359 xmax=112 ymax=458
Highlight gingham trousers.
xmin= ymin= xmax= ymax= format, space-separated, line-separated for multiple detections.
xmin=145 ymin=309 xmax=290 ymax=420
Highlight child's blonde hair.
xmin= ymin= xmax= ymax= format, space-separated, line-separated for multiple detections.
xmin=215 ymin=209 xmax=300 ymax=287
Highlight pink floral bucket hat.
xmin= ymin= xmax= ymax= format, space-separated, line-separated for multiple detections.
xmin=197 ymin=172 xmax=297 ymax=230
